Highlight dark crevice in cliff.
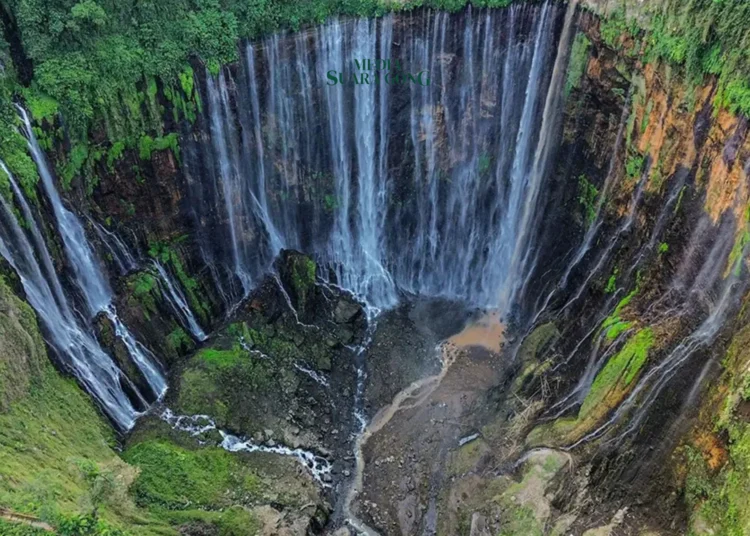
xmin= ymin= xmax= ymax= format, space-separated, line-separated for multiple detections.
xmin=0 ymin=2 xmax=33 ymax=85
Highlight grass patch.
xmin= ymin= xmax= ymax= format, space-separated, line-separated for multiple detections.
xmin=123 ymin=441 xmax=264 ymax=511
xmin=196 ymin=347 xmax=249 ymax=369
xmin=0 ymin=279 xmax=175 ymax=535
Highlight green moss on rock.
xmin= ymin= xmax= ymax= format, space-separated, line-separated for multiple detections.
xmin=580 ymin=328 xmax=654 ymax=418
xmin=494 ymin=450 xmax=570 ymax=536
xmin=165 ymin=327 xmax=194 ymax=355
xmin=517 ymin=323 xmax=560 ymax=363
xmin=148 ymin=241 xmax=210 ymax=325
xmin=528 ymin=328 xmax=654 ymax=447
xmin=683 ymin=321 xmax=750 ymax=535
xmin=127 ymin=270 xmax=160 ymax=320
xmin=566 ymin=32 xmax=591 ymax=97
xmin=448 ymin=438 xmax=490 ymax=476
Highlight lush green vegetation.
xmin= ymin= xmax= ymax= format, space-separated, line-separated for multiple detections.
xmin=0 ymin=520 xmax=50 ymax=535
xmin=0 ymin=515 xmax=128 ymax=536
xmin=685 ymin=425 xmax=750 ymax=536
xmin=577 ymin=174 xmax=598 ymax=227
xmin=1 ymin=0 xmax=515 ymax=144
xmin=527 ymin=305 xmax=653 ymax=447
xmin=123 ymin=440 xmax=264 ymax=511
xmin=0 ymin=0 xmax=747 ymax=197
xmin=0 ymin=278 xmax=174 ymax=535
xmin=598 ymin=1 xmax=750 ymax=117
xmin=0 ymin=274 xmax=320 ymax=535
xmin=120 ymin=418 xmax=324 ymax=534
xmin=683 ymin=323 xmax=750 ymax=535
xmin=565 ymin=31 xmax=591 ymax=96
xmin=177 ymin=321 xmax=308 ymax=414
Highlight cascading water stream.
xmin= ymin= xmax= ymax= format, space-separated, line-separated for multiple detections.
xmin=14 ymin=107 xmax=167 ymax=424
xmin=87 ymin=215 xmax=139 ymax=275
xmin=244 ymin=43 xmax=284 ymax=256
xmin=0 ymin=160 xmax=140 ymax=428
xmin=530 ymin=81 xmax=634 ymax=324
xmin=89 ymin=215 xmax=207 ymax=343
xmin=17 ymin=106 xmax=111 ymax=315
xmin=561 ymin=168 xmax=649 ymax=313
xmin=500 ymin=0 xmax=580 ymax=310
xmin=161 ymin=409 xmax=333 ymax=486
xmin=153 ymin=260 xmax=207 ymax=341
xmin=205 ymin=71 xmax=254 ymax=295
xmin=567 ymin=211 xmax=748 ymax=449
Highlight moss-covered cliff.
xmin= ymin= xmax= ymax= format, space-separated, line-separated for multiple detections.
xmin=0 ymin=275 xmax=143 ymax=534
xmin=0 ymin=268 xmax=336 ymax=535
xmin=0 ymin=0 xmax=749 ymax=535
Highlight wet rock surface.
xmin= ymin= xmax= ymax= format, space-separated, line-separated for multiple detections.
xmin=363 ymin=298 xmax=474 ymax=415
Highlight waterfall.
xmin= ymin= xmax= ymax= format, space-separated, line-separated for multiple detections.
xmin=244 ymin=43 xmax=284 ymax=255
xmin=87 ymin=215 xmax=139 ymax=275
xmin=188 ymin=3 xmax=570 ymax=313
xmin=90 ymin=215 xmax=207 ymax=342
xmin=205 ymin=71 xmax=254 ymax=294
xmin=1 ymin=4 xmax=577 ymax=431
xmin=573 ymin=258 xmax=746 ymax=449
xmin=13 ymin=108 xmax=167 ymax=425
xmin=17 ymin=106 xmax=112 ymax=315
xmin=531 ymin=80 xmax=634 ymax=323
xmin=502 ymin=0 xmax=579 ymax=309
xmin=0 ymin=161 xmax=140 ymax=429
xmin=153 ymin=260 xmax=207 ymax=341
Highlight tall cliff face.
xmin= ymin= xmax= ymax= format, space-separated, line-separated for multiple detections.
xmin=0 ymin=1 xmax=749 ymax=534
